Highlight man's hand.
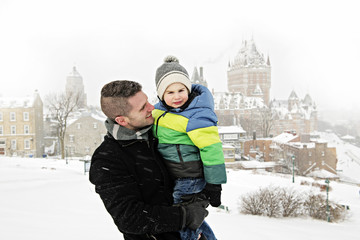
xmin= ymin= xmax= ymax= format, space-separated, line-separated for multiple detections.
xmin=181 ymin=200 xmax=209 ymax=230
xmin=202 ymin=183 xmax=222 ymax=207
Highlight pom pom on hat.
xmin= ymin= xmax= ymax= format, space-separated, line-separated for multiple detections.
xmin=155 ymin=55 xmax=191 ymax=100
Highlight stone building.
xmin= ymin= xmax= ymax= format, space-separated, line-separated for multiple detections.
xmin=64 ymin=111 xmax=106 ymax=158
xmin=0 ymin=91 xmax=44 ymax=157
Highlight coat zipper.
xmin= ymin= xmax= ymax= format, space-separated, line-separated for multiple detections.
xmin=176 ymin=144 xmax=184 ymax=163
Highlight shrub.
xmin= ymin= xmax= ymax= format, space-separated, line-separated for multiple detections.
xmin=303 ymin=192 xmax=347 ymax=222
xmin=239 ymin=186 xmax=347 ymax=222
xmin=279 ymin=188 xmax=304 ymax=217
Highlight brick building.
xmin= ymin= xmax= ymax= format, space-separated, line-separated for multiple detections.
xmin=270 ymin=133 xmax=337 ymax=176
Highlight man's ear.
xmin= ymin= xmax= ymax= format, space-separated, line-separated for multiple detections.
xmin=114 ymin=116 xmax=128 ymax=127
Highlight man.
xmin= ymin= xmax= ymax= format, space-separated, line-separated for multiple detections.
xmin=89 ymin=80 xmax=209 ymax=240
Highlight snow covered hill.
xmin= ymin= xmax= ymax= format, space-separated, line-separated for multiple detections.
xmin=1 ymin=156 xmax=359 ymax=240
xmin=318 ymin=131 xmax=360 ymax=184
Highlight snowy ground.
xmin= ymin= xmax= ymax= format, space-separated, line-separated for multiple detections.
xmin=1 ymin=156 xmax=359 ymax=240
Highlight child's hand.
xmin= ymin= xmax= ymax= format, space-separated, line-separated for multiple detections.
xmin=202 ymin=183 xmax=222 ymax=207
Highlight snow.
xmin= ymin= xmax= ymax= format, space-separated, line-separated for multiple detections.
xmin=273 ymin=132 xmax=298 ymax=144
xmin=218 ymin=125 xmax=245 ymax=134
xmin=1 ymin=156 xmax=359 ymax=240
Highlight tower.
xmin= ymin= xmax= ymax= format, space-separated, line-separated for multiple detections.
xmin=191 ymin=66 xmax=208 ymax=88
xmin=227 ymin=38 xmax=271 ymax=105
xmin=65 ymin=66 xmax=87 ymax=108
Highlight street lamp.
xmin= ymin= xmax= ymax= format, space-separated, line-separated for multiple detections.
xmin=325 ymin=178 xmax=330 ymax=222
xmin=292 ymin=155 xmax=295 ymax=183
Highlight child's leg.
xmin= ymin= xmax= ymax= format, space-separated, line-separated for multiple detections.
xmin=173 ymin=178 xmax=208 ymax=240
xmin=173 ymin=178 xmax=206 ymax=204
xmin=198 ymin=220 xmax=217 ymax=240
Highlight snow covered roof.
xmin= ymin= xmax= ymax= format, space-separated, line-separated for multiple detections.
xmin=273 ymin=132 xmax=298 ymax=144
xmin=306 ymin=169 xmax=339 ymax=179
xmin=287 ymin=142 xmax=315 ymax=149
xmin=218 ymin=125 xmax=246 ymax=134
xmin=0 ymin=92 xmax=38 ymax=108
xmin=238 ymin=160 xmax=277 ymax=169
xmin=222 ymin=144 xmax=235 ymax=149
xmin=229 ymin=38 xmax=269 ymax=69
xmin=341 ymin=135 xmax=355 ymax=140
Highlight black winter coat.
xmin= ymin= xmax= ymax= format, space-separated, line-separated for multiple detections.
xmin=89 ymin=132 xmax=182 ymax=240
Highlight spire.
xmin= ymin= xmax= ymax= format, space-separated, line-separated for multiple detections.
xmin=267 ymin=55 xmax=271 ymax=66
xmin=191 ymin=67 xmax=201 ymax=83
xmin=289 ymin=90 xmax=298 ymax=100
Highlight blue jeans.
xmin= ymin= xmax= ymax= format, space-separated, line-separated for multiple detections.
xmin=173 ymin=178 xmax=217 ymax=240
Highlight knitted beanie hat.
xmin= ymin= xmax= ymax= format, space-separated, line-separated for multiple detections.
xmin=155 ymin=55 xmax=191 ymax=100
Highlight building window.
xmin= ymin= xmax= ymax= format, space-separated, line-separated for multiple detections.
xmin=24 ymin=125 xmax=30 ymax=134
xmin=11 ymin=140 xmax=16 ymax=150
xmin=0 ymin=112 xmax=3 ymax=121
xmin=309 ymin=152 xmax=312 ymax=157
xmin=0 ymin=125 xmax=3 ymax=135
xmin=321 ymin=151 xmax=325 ymax=156
xmin=224 ymin=134 xmax=238 ymax=140
xmin=93 ymin=123 xmax=98 ymax=129
xmin=10 ymin=112 xmax=16 ymax=121
xmin=69 ymin=135 xmax=74 ymax=143
xmin=11 ymin=125 xmax=16 ymax=135
xmin=76 ymin=123 xmax=81 ymax=129
xmin=24 ymin=139 xmax=30 ymax=149
xmin=23 ymin=112 xmax=29 ymax=121
xmin=309 ymin=161 xmax=312 ymax=165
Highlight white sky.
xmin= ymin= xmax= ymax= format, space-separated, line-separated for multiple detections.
xmin=1 ymin=0 xmax=359 ymax=112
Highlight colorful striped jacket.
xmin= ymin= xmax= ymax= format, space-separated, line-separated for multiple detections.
xmin=152 ymin=84 xmax=227 ymax=185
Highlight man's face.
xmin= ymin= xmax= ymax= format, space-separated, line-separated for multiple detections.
xmin=125 ymin=91 xmax=155 ymax=130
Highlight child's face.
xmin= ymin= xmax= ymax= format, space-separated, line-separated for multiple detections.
xmin=163 ymin=82 xmax=189 ymax=108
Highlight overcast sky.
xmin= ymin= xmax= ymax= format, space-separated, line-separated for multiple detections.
xmin=1 ymin=0 xmax=359 ymax=114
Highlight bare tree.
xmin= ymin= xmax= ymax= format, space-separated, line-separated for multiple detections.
xmin=240 ymin=110 xmax=261 ymax=138
xmin=259 ymin=106 xmax=273 ymax=138
xmin=45 ymin=91 xmax=82 ymax=159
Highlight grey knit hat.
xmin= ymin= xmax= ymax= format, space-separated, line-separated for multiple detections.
xmin=155 ymin=55 xmax=191 ymax=100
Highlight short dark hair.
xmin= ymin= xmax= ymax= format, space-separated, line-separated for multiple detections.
xmin=100 ymin=80 xmax=142 ymax=120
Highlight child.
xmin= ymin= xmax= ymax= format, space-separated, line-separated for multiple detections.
xmin=153 ymin=56 xmax=227 ymax=240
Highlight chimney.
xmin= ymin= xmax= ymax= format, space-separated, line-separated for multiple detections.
xmin=253 ymin=130 xmax=256 ymax=140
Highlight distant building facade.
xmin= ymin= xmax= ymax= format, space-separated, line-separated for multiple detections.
xmin=270 ymin=91 xmax=318 ymax=135
xmin=218 ymin=125 xmax=246 ymax=157
xmin=270 ymin=133 xmax=337 ymax=176
xmin=64 ymin=111 xmax=106 ymax=158
xmin=190 ymin=66 xmax=208 ymax=88
xmin=66 ymin=66 xmax=87 ymax=108
xmin=213 ymin=38 xmax=317 ymax=137
xmin=227 ymin=38 xmax=271 ymax=106
xmin=0 ymin=91 xmax=44 ymax=157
